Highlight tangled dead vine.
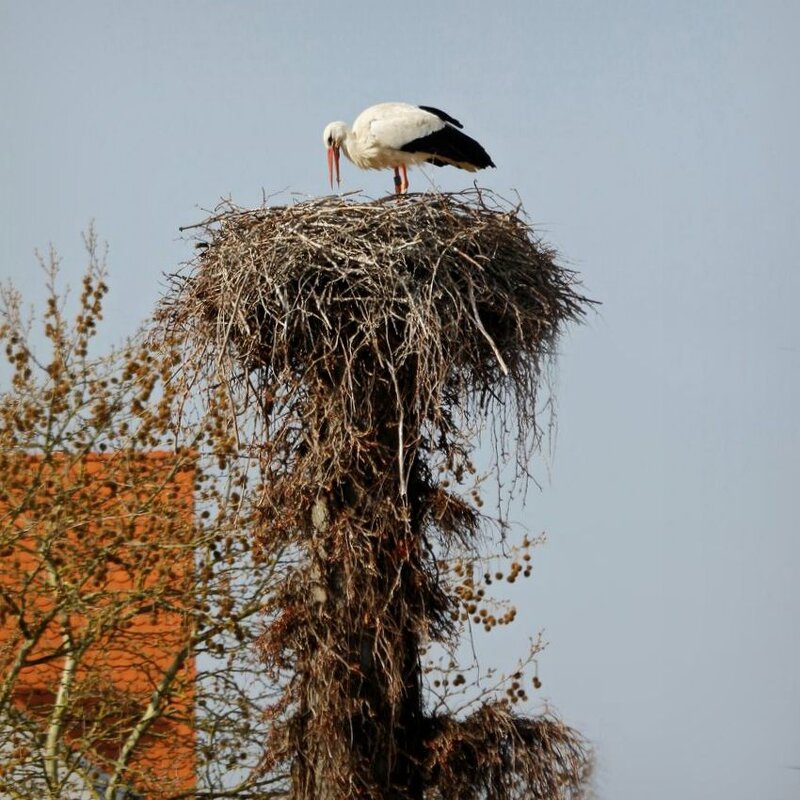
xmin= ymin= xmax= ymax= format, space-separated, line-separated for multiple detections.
xmin=424 ymin=703 xmax=592 ymax=800
xmin=161 ymin=189 xmax=593 ymax=799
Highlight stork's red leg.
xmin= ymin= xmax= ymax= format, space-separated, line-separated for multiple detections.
xmin=399 ymin=164 xmax=409 ymax=193
xmin=393 ymin=167 xmax=402 ymax=194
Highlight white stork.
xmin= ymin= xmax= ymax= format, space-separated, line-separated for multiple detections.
xmin=323 ymin=102 xmax=495 ymax=194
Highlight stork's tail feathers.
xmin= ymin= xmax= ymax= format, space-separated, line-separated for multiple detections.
xmin=403 ymin=126 xmax=495 ymax=171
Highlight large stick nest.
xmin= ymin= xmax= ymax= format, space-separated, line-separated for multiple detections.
xmin=165 ymin=189 xmax=591 ymax=466
xmin=160 ymin=189 xmax=594 ymax=799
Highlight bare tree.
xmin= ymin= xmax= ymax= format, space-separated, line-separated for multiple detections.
xmin=0 ymin=233 xmax=281 ymax=799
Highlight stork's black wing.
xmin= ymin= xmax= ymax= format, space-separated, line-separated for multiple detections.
xmin=400 ymin=124 xmax=495 ymax=170
xmin=417 ymin=105 xmax=464 ymax=129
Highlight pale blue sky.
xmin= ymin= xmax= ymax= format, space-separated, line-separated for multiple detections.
xmin=2 ymin=2 xmax=798 ymax=798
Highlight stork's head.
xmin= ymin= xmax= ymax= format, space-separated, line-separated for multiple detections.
xmin=322 ymin=121 xmax=348 ymax=190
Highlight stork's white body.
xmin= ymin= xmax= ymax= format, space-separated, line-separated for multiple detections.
xmin=323 ymin=102 xmax=494 ymax=193
xmin=345 ymin=103 xmax=478 ymax=171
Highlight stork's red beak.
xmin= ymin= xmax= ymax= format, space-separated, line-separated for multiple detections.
xmin=327 ymin=145 xmax=341 ymax=190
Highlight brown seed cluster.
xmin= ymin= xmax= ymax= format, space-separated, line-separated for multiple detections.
xmin=448 ymin=532 xmax=538 ymax=633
